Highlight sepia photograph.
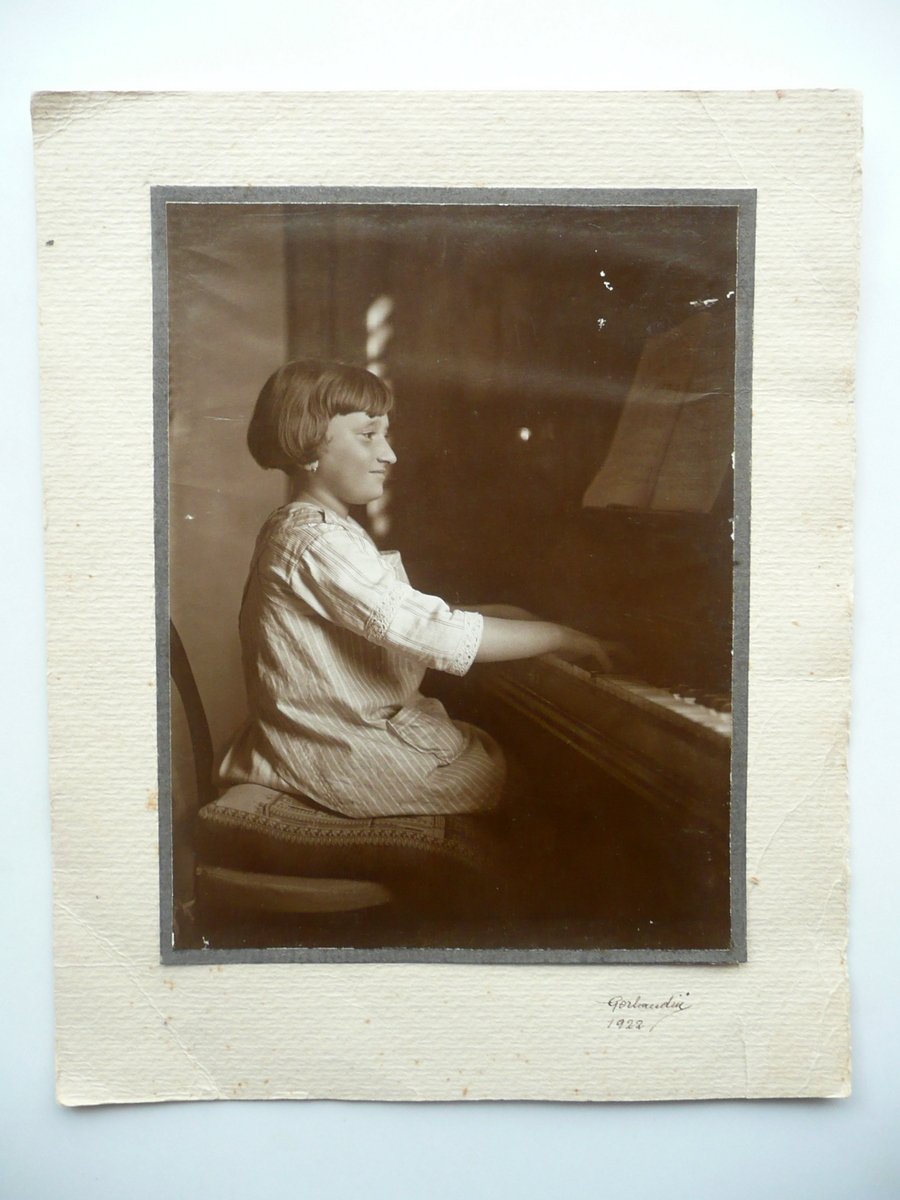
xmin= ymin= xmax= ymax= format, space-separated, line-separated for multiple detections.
xmin=158 ymin=187 xmax=752 ymax=962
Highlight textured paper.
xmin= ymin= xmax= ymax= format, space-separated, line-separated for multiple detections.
xmin=34 ymin=91 xmax=857 ymax=1104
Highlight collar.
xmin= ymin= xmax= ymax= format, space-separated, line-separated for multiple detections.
xmin=279 ymin=500 xmax=367 ymax=535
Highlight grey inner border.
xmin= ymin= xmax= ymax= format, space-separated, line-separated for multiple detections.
xmin=153 ymin=186 xmax=754 ymax=967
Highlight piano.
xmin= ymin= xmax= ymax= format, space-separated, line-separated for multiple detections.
xmin=456 ymin=308 xmax=737 ymax=842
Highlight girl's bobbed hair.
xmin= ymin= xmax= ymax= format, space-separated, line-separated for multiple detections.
xmin=247 ymin=359 xmax=394 ymax=473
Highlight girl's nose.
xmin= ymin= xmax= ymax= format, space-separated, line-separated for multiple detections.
xmin=380 ymin=440 xmax=397 ymax=465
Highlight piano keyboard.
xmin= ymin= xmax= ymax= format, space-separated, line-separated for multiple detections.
xmin=476 ymin=653 xmax=732 ymax=834
xmin=546 ymin=655 xmax=733 ymax=741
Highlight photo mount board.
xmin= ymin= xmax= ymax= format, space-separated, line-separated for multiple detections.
xmin=34 ymin=91 xmax=856 ymax=1104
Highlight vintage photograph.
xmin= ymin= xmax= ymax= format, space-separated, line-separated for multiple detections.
xmin=158 ymin=188 xmax=751 ymax=961
xmin=34 ymin=87 xmax=854 ymax=1105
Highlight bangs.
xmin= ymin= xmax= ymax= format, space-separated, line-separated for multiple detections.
xmin=322 ymin=366 xmax=394 ymax=419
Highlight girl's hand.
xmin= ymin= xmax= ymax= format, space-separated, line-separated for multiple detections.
xmin=556 ymin=628 xmax=629 ymax=674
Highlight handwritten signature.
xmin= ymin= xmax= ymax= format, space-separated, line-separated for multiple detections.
xmin=601 ymin=993 xmax=693 ymax=1032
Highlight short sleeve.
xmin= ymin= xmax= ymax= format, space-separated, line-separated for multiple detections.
xmin=284 ymin=523 xmax=483 ymax=676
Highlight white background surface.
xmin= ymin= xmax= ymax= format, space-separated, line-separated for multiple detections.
xmin=2 ymin=1 xmax=897 ymax=1196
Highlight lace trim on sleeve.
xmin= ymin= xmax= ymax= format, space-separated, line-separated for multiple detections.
xmin=362 ymin=582 xmax=406 ymax=646
xmin=448 ymin=610 xmax=483 ymax=677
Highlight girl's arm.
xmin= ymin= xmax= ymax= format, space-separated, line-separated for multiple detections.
xmin=459 ymin=605 xmax=620 ymax=670
xmin=458 ymin=603 xmax=536 ymax=620
xmin=474 ymin=616 xmax=615 ymax=672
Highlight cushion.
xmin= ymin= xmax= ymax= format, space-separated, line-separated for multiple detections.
xmin=196 ymin=784 xmax=515 ymax=918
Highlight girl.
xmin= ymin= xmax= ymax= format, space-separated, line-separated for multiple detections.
xmin=218 ymin=359 xmax=613 ymax=821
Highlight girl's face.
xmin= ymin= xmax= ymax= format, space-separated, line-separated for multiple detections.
xmin=306 ymin=411 xmax=396 ymax=515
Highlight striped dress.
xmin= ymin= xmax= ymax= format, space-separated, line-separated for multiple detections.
xmin=217 ymin=502 xmax=506 ymax=818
